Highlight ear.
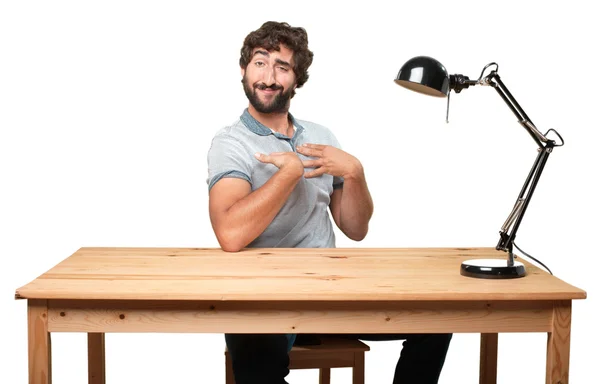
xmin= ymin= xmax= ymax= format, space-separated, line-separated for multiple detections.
xmin=240 ymin=67 xmax=245 ymax=77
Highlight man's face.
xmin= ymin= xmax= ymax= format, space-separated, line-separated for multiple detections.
xmin=242 ymin=45 xmax=297 ymax=114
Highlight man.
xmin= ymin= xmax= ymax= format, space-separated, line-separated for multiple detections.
xmin=206 ymin=21 xmax=451 ymax=384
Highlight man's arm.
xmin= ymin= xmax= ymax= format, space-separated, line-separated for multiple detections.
xmin=298 ymin=143 xmax=373 ymax=241
xmin=328 ymin=166 xmax=373 ymax=241
xmin=209 ymin=152 xmax=303 ymax=252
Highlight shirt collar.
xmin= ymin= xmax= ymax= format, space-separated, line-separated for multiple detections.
xmin=240 ymin=108 xmax=305 ymax=138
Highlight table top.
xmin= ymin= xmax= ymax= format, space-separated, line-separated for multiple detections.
xmin=15 ymin=247 xmax=586 ymax=302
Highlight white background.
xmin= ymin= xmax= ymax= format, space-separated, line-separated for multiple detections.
xmin=1 ymin=1 xmax=597 ymax=383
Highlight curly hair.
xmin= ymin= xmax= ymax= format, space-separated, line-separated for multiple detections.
xmin=240 ymin=21 xmax=314 ymax=96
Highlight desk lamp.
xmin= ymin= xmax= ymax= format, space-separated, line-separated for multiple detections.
xmin=394 ymin=56 xmax=563 ymax=279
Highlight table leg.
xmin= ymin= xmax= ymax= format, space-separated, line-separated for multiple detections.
xmin=479 ymin=333 xmax=498 ymax=384
xmin=353 ymin=351 xmax=365 ymax=384
xmin=225 ymin=350 xmax=235 ymax=384
xmin=319 ymin=368 xmax=331 ymax=384
xmin=28 ymin=299 xmax=51 ymax=384
xmin=88 ymin=333 xmax=106 ymax=384
xmin=546 ymin=301 xmax=571 ymax=384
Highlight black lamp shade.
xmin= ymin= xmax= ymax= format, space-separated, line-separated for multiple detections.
xmin=394 ymin=56 xmax=449 ymax=97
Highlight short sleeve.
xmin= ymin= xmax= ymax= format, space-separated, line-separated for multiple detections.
xmin=206 ymin=134 xmax=252 ymax=190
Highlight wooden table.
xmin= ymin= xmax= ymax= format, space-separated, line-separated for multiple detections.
xmin=15 ymin=247 xmax=586 ymax=384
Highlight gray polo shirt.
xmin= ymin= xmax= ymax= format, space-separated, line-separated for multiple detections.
xmin=207 ymin=109 xmax=344 ymax=248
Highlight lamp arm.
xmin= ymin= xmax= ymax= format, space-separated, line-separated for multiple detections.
xmin=484 ymin=72 xmax=549 ymax=147
xmin=481 ymin=72 xmax=562 ymax=264
xmin=496 ymin=146 xmax=553 ymax=263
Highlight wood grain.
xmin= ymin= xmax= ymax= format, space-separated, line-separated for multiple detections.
xmin=15 ymin=247 xmax=587 ymax=302
xmin=479 ymin=333 xmax=498 ymax=384
xmin=17 ymin=247 xmax=587 ymax=384
xmin=28 ymin=300 xmax=51 ymax=384
xmin=546 ymin=300 xmax=571 ymax=384
xmin=87 ymin=333 xmax=105 ymax=384
xmin=46 ymin=299 xmax=555 ymax=334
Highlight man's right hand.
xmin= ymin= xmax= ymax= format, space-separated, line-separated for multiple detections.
xmin=254 ymin=152 xmax=304 ymax=177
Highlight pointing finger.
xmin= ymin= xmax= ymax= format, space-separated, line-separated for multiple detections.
xmin=254 ymin=153 xmax=271 ymax=163
xmin=302 ymin=159 xmax=321 ymax=168
xmin=297 ymin=146 xmax=321 ymax=157
xmin=304 ymin=168 xmax=326 ymax=178
xmin=302 ymin=143 xmax=326 ymax=150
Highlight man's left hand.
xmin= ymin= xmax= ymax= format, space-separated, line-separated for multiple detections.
xmin=297 ymin=143 xmax=363 ymax=179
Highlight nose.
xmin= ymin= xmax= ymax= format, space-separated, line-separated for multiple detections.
xmin=263 ymin=65 xmax=276 ymax=86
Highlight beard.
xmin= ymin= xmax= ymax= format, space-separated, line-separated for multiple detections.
xmin=242 ymin=74 xmax=293 ymax=114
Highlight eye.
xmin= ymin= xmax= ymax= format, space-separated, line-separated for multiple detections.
xmin=254 ymin=61 xmax=265 ymax=67
xmin=278 ymin=66 xmax=289 ymax=72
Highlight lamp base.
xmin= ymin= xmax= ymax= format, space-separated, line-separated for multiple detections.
xmin=460 ymin=259 xmax=526 ymax=279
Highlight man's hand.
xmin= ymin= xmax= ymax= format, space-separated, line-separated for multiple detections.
xmin=254 ymin=151 xmax=304 ymax=177
xmin=298 ymin=143 xmax=372 ymax=241
xmin=297 ymin=143 xmax=363 ymax=179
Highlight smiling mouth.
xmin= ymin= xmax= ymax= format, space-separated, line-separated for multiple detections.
xmin=255 ymin=83 xmax=283 ymax=92
xmin=255 ymin=88 xmax=282 ymax=99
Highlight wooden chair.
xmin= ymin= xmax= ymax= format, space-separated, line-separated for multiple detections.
xmin=225 ymin=336 xmax=370 ymax=384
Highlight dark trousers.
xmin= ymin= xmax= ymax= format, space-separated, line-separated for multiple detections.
xmin=225 ymin=333 xmax=452 ymax=384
